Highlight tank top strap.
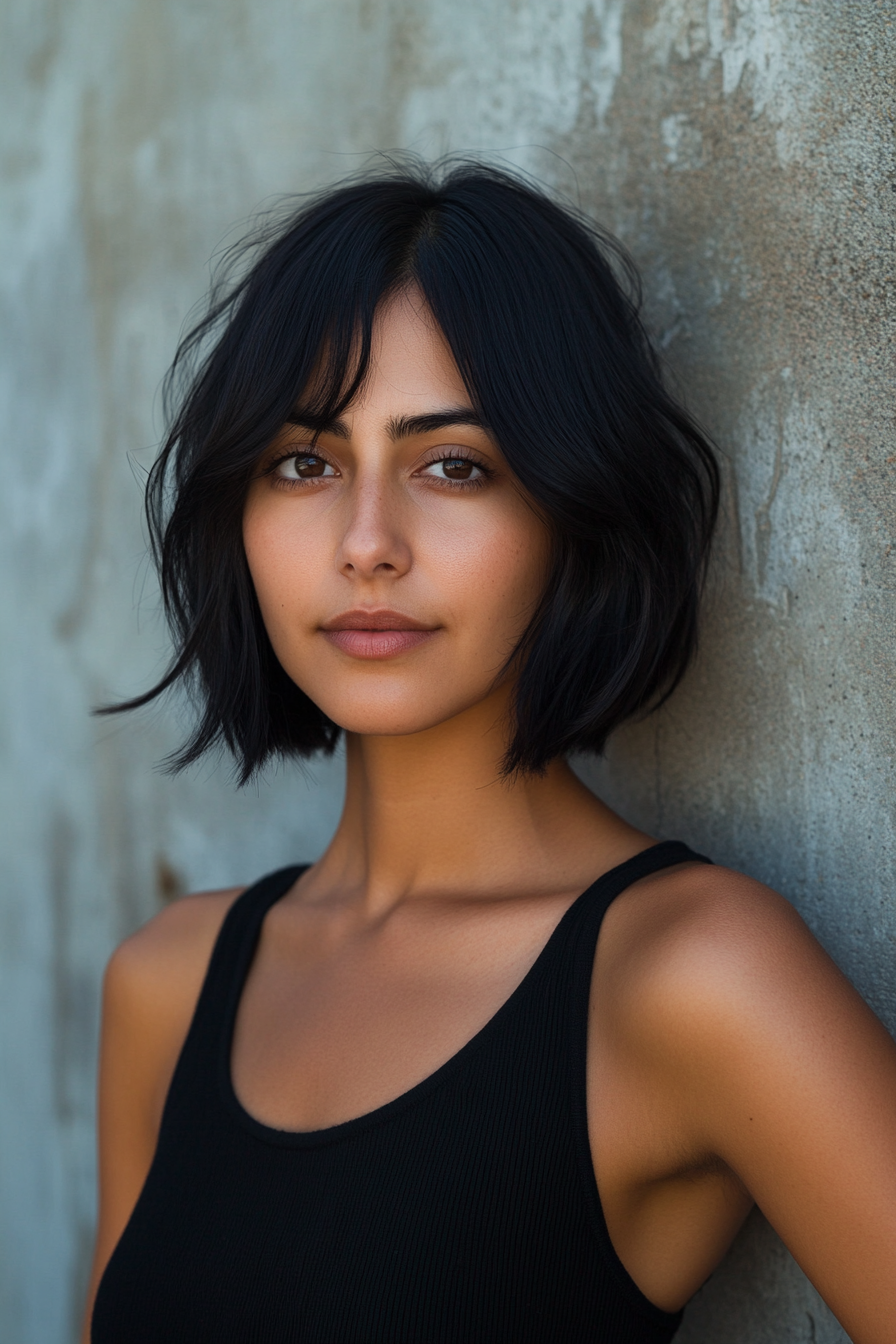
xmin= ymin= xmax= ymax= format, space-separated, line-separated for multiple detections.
xmin=160 ymin=865 xmax=307 ymax=1125
xmin=573 ymin=839 xmax=708 ymax=932
xmin=552 ymin=839 xmax=712 ymax=1289
xmin=206 ymin=864 xmax=308 ymax=1023
xmin=561 ymin=839 xmax=712 ymax=1001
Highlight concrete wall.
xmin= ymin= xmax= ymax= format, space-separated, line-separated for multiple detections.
xmin=1 ymin=1 xmax=892 ymax=1340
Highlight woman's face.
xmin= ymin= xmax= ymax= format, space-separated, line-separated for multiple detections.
xmin=243 ymin=287 xmax=550 ymax=740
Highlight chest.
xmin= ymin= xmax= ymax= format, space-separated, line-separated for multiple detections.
xmin=96 ymin=893 xmax=681 ymax=1344
xmin=230 ymin=891 xmax=578 ymax=1133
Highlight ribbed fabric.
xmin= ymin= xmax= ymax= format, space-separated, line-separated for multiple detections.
xmin=92 ymin=840 xmax=710 ymax=1344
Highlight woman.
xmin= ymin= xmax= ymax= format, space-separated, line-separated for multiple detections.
xmin=84 ymin=163 xmax=896 ymax=1342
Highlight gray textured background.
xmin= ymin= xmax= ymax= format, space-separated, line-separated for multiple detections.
xmin=1 ymin=2 xmax=893 ymax=1341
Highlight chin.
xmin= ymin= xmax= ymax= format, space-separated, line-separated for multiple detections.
xmin=301 ymin=681 xmax=491 ymax=741
xmin=321 ymin=705 xmax=466 ymax=739
xmin=337 ymin=719 xmax=448 ymax=738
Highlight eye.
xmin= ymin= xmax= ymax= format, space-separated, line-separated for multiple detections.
xmin=273 ymin=453 xmax=337 ymax=481
xmin=421 ymin=456 xmax=488 ymax=483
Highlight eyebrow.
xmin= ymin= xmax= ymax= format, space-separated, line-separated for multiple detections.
xmin=286 ymin=407 xmax=487 ymax=440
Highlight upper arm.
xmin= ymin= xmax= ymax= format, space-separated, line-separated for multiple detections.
xmin=630 ymin=870 xmax=896 ymax=1344
xmin=81 ymin=888 xmax=242 ymax=1343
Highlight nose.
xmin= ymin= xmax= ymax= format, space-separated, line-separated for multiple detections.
xmin=335 ymin=474 xmax=412 ymax=581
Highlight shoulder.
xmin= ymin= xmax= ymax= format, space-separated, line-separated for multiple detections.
xmin=592 ymin=856 xmax=891 ymax=1156
xmin=102 ymin=886 xmax=246 ymax=1108
xmin=104 ymin=886 xmax=245 ymax=1043
xmin=596 ymin=860 xmax=836 ymax=1063
xmin=105 ymin=886 xmax=245 ymax=1009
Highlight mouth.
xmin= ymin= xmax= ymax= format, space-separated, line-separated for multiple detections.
xmin=320 ymin=609 xmax=440 ymax=660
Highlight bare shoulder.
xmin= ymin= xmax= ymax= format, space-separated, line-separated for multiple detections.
xmin=105 ymin=886 xmax=245 ymax=1035
xmin=597 ymin=858 xmax=879 ymax=1069
xmin=108 ymin=885 xmax=245 ymax=982
xmin=101 ymin=885 xmax=247 ymax=1131
xmin=603 ymin=858 xmax=807 ymax=974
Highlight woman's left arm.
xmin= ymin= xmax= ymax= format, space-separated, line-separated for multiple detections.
xmin=643 ymin=869 xmax=896 ymax=1344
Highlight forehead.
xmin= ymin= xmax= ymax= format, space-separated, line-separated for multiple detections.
xmin=351 ymin=287 xmax=472 ymax=417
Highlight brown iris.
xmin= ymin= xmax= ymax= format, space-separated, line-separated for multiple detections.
xmin=441 ymin=458 xmax=474 ymax=479
xmin=294 ymin=455 xmax=328 ymax=477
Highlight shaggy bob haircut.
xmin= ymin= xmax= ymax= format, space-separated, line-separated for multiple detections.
xmin=113 ymin=161 xmax=719 ymax=782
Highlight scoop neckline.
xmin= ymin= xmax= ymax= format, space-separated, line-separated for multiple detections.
xmin=217 ymin=842 xmax=679 ymax=1149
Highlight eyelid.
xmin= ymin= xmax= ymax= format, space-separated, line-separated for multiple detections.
xmin=416 ymin=446 xmax=495 ymax=473
xmin=260 ymin=443 xmax=495 ymax=480
xmin=262 ymin=445 xmax=336 ymax=476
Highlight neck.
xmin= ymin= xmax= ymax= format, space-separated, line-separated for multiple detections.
xmin=312 ymin=686 xmax=649 ymax=912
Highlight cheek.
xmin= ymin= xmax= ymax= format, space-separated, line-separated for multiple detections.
xmin=421 ymin=504 xmax=550 ymax=638
xmin=243 ymin=494 xmax=323 ymax=618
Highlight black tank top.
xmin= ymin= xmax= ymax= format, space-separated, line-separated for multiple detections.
xmin=92 ymin=839 xmax=709 ymax=1343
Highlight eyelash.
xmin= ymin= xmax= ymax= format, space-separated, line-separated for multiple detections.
xmin=263 ymin=450 xmax=337 ymax=488
xmin=419 ymin=450 xmax=494 ymax=490
xmin=263 ymin=449 xmax=495 ymax=491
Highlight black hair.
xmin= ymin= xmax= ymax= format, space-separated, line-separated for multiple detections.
xmin=110 ymin=158 xmax=719 ymax=782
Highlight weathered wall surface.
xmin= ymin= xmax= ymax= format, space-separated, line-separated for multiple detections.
xmin=0 ymin=1 xmax=892 ymax=1340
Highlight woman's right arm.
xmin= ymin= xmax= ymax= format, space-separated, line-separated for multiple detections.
xmin=80 ymin=889 xmax=243 ymax=1344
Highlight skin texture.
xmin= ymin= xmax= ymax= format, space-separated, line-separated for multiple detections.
xmin=83 ymin=289 xmax=896 ymax=1343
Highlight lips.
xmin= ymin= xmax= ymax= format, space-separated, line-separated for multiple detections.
xmin=320 ymin=610 xmax=439 ymax=660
